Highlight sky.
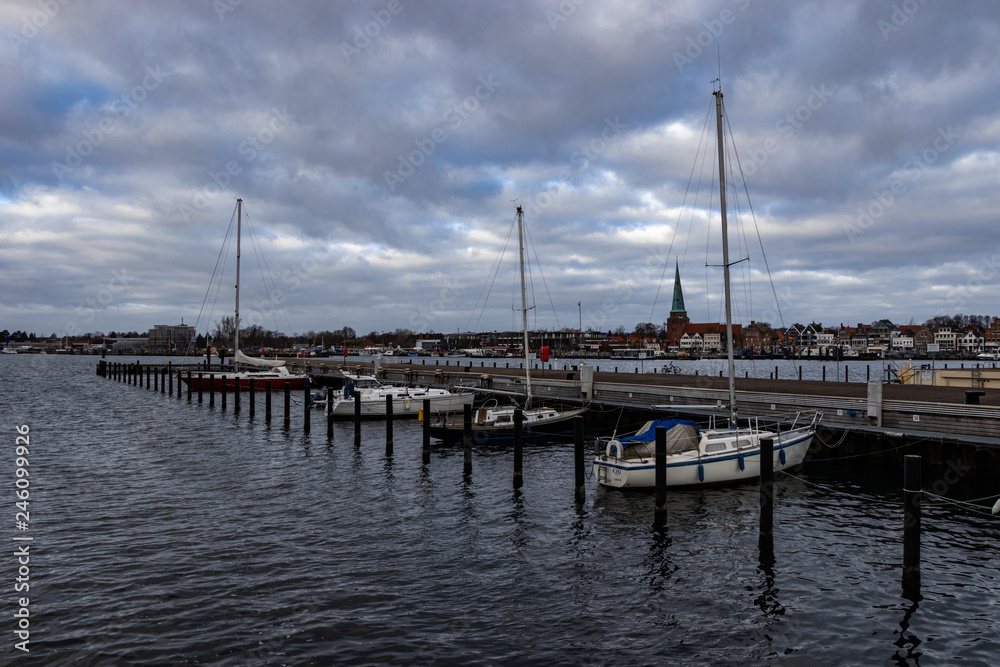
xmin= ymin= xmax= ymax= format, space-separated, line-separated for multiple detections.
xmin=1 ymin=0 xmax=998 ymax=340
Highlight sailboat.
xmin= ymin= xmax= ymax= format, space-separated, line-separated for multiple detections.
xmin=593 ymin=85 xmax=821 ymax=489
xmin=183 ymin=199 xmax=306 ymax=392
xmin=429 ymin=205 xmax=587 ymax=444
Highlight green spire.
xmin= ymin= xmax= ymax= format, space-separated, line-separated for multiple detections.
xmin=670 ymin=260 xmax=686 ymax=315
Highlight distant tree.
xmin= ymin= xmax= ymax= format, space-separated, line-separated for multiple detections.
xmin=213 ymin=316 xmax=237 ymax=345
xmin=633 ymin=322 xmax=657 ymax=337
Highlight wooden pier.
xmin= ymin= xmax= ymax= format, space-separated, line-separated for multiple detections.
xmin=281 ymin=359 xmax=1000 ymax=449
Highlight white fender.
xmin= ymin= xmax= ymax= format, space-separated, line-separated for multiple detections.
xmin=606 ymin=440 xmax=625 ymax=459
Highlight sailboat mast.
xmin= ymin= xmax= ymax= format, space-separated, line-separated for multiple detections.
xmin=714 ymin=89 xmax=737 ymax=424
xmin=235 ymin=198 xmax=242 ymax=366
xmin=517 ymin=205 xmax=532 ymax=409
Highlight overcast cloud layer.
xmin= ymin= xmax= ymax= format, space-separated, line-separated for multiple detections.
xmin=2 ymin=0 xmax=998 ymax=339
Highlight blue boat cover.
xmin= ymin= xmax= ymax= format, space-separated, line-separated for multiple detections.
xmin=619 ymin=419 xmax=700 ymax=443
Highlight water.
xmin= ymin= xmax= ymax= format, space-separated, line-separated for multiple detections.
xmin=2 ymin=355 xmax=998 ymax=665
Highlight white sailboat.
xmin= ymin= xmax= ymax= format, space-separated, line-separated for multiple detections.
xmin=184 ymin=198 xmax=306 ymax=391
xmin=430 ymin=205 xmax=586 ymax=443
xmin=594 ymin=85 xmax=821 ymax=489
xmin=320 ymin=372 xmax=474 ymax=418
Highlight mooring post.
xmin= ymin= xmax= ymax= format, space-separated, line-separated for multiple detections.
xmin=177 ymin=369 xmax=182 ymax=398
xmin=422 ymin=399 xmax=431 ymax=464
xmin=845 ymin=367 xmax=849 ymax=383
xmin=822 ymin=366 xmax=826 ymax=382
xmin=186 ymin=371 xmax=192 ymax=401
xmin=249 ymin=378 xmax=256 ymax=418
xmin=234 ymin=376 xmax=241 ymax=414
xmin=354 ymin=390 xmax=362 ymax=446
xmin=221 ymin=380 xmax=227 ymax=411
xmin=385 ymin=394 xmax=393 ymax=456
xmin=303 ymin=376 xmax=310 ymax=433
xmin=798 ymin=365 xmax=802 ymax=381
xmin=326 ymin=388 xmax=334 ymax=439
xmin=655 ymin=426 xmax=667 ymax=518
xmin=152 ymin=367 xmax=157 ymax=391
xmin=197 ymin=373 xmax=203 ymax=403
xmin=265 ymin=381 xmax=272 ymax=422
xmin=283 ymin=381 xmax=291 ymax=428
xmin=574 ymin=417 xmax=585 ymax=503
xmin=463 ymin=403 xmax=472 ymax=475
xmin=760 ymin=437 xmax=775 ymax=541
xmin=146 ymin=366 xmax=151 ymax=389
xmin=903 ymin=454 xmax=921 ymax=591
xmin=513 ymin=409 xmax=523 ymax=489
xmin=775 ymin=365 xmax=778 ymax=380
xmin=209 ymin=375 xmax=215 ymax=406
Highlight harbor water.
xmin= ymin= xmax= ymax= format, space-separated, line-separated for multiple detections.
xmin=2 ymin=355 xmax=998 ymax=665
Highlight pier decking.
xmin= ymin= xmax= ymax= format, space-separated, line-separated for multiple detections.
xmin=287 ymin=360 xmax=1000 ymax=448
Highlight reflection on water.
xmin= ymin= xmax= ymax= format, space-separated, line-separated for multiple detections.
xmin=1 ymin=355 xmax=997 ymax=664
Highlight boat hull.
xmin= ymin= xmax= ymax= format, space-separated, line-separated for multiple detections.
xmin=593 ymin=427 xmax=814 ymax=489
xmin=328 ymin=391 xmax=474 ymax=419
xmin=429 ymin=407 xmax=588 ymax=445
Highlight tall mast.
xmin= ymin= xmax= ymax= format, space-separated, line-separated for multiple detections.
xmin=714 ymin=89 xmax=737 ymax=424
xmin=517 ymin=205 xmax=532 ymax=409
xmin=235 ymin=198 xmax=242 ymax=367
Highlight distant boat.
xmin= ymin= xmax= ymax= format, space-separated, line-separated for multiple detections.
xmin=319 ymin=373 xmax=473 ymax=418
xmin=977 ymin=352 xmax=999 ymax=360
xmin=594 ymin=83 xmax=821 ymax=489
xmin=182 ymin=199 xmax=306 ymax=391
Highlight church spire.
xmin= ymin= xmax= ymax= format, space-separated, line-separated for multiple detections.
xmin=670 ymin=260 xmax=686 ymax=315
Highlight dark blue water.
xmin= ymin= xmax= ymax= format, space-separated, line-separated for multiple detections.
xmin=2 ymin=355 xmax=998 ymax=665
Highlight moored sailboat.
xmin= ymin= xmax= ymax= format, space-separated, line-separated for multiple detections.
xmin=183 ymin=199 xmax=306 ymax=392
xmin=593 ymin=84 xmax=821 ymax=488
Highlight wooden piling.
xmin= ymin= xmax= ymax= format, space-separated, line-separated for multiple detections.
xmin=186 ymin=371 xmax=192 ymax=401
xmin=265 ymin=381 xmax=272 ymax=422
xmin=385 ymin=394 xmax=393 ymax=456
xmin=759 ymin=437 xmax=774 ymax=541
xmin=146 ymin=366 xmax=150 ymax=389
xmin=655 ymin=426 xmax=667 ymax=518
xmin=209 ymin=375 xmax=215 ymax=406
xmin=303 ymin=377 xmax=310 ymax=434
xmin=574 ymin=417 xmax=585 ymax=503
xmin=354 ymin=390 xmax=361 ymax=446
xmin=249 ymin=378 xmax=256 ymax=418
xmin=177 ymin=369 xmax=182 ymax=398
xmin=903 ymin=454 xmax=921 ymax=591
xmin=422 ymin=399 xmax=431 ymax=464
xmin=198 ymin=374 xmax=204 ymax=403
xmin=221 ymin=381 xmax=227 ymax=411
xmin=513 ymin=409 xmax=523 ymax=489
xmin=463 ymin=403 xmax=472 ymax=475
xmin=234 ymin=377 xmax=241 ymax=414
xmin=153 ymin=367 xmax=158 ymax=391
xmin=283 ymin=381 xmax=290 ymax=428
xmin=326 ymin=388 xmax=334 ymax=439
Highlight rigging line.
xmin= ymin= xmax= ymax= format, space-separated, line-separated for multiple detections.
xmin=523 ymin=217 xmax=561 ymax=330
xmin=188 ymin=203 xmax=239 ymax=353
xmin=242 ymin=209 xmax=285 ymax=334
xmin=918 ymin=491 xmax=1000 ymax=515
xmin=724 ymin=100 xmax=784 ymax=330
xmin=649 ymin=100 xmax=714 ymax=322
xmin=467 ymin=212 xmax=517 ymax=333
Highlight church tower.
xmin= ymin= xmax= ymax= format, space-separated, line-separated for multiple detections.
xmin=665 ymin=261 xmax=689 ymax=343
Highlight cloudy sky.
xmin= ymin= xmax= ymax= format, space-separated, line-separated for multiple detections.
xmin=2 ymin=0 xmax=998 ymax=340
